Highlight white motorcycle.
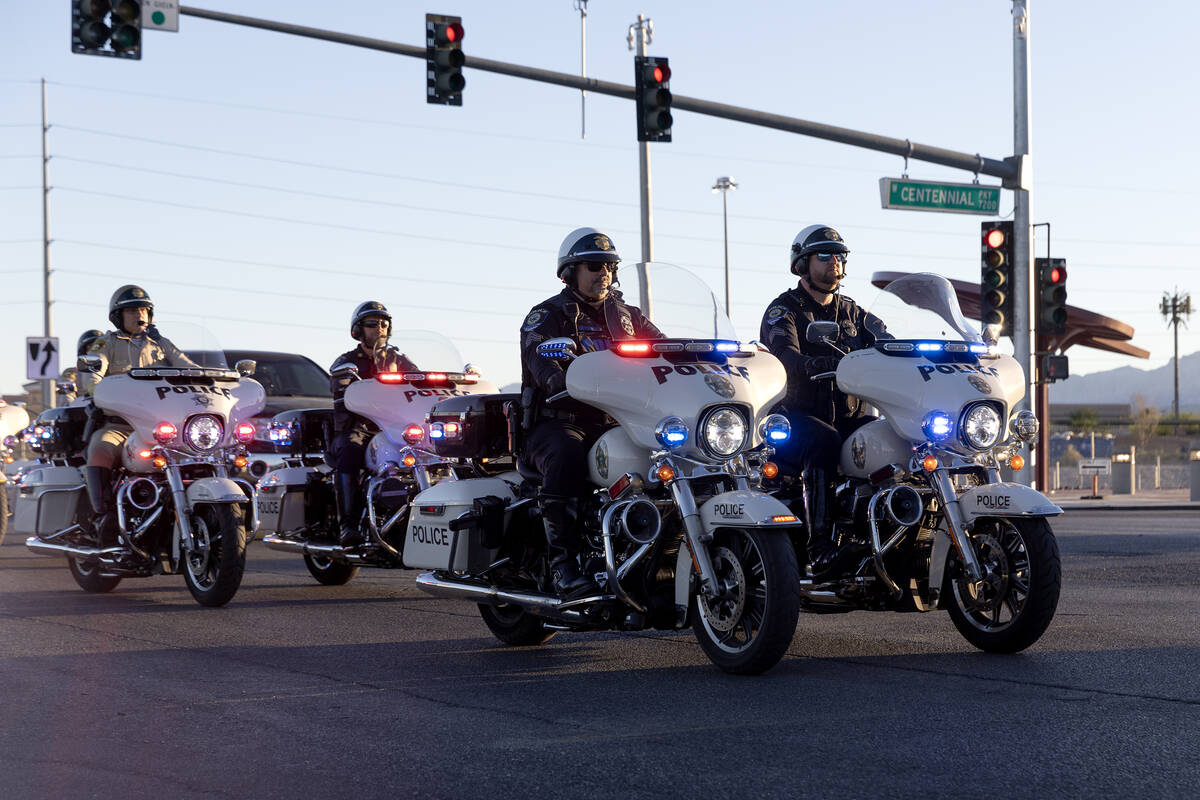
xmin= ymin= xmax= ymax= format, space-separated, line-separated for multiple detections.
xmin=20 ymin=326 xmax=264 ymax=607
xmin=257 ymin=331 xmax=500 ymax=585
xmin=787 ymin=272 xmax=1061 ymax=653
xmin=409 ymin=265 xmax=803 ymax=674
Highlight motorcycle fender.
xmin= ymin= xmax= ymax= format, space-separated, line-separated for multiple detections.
xmin=698 ymin=490 xmax=801 ymax=534
xmin=957 ymin=482 xmax=1062 ymax=523
xmin=185 ymin=477 xmax=250 ymax=506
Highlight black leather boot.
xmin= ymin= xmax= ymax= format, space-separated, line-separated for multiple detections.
xmin=336 ymin=472 xmax=364 ymax=547
xmin=83 ymin=466 xmax=116 ymax=547
xmin=540 ymin=496 xmax=595 ymax=599
xmin=805 ymin=469 xmax=868 ymax=578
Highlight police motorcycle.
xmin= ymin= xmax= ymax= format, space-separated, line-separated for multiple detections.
xmin=2 ymin=400 xmax=33 ymax=544
xmin=257 ymin=331 xmax=500 ymax=585
xmin=411 ymin=264 xmax=803 ymax=675
xmin=19 ymin=325 xmax=264 ymax=607
xmin=784 ymin=272 xmax=1061 ymax=653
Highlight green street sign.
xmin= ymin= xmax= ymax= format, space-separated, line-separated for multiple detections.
xmin=879 ymin=177 xmax=1001 ymax=215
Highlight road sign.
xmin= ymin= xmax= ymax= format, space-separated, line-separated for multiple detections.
xmin=26 ymin=337 xmax=60 ymax=380
xmin=143 ymin=0 xmax=180 ymax=32
xmin=879 ymin=178 xmax=1001 ymax=215
xmin=1078 ymin=458 xmax=1111 ymax=476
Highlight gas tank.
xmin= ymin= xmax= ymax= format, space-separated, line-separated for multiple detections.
xmin=840 ymin=418 xmax=913 ymax=479
xmin=836 ymin=348 xmax=1024 ymax=443
xmin=587 ymin=427 xmax=646 ymax=487
xmin=565 ymin=345 xmax=786 ymax=459
xmin=345 ymin=376 xmax=499 ymax=448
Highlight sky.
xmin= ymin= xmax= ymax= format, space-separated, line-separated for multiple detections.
xmin=2 ymin=1 xmax=1198 ymax=400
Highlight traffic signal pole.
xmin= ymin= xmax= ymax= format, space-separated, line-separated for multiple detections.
xmin=1012 ymin=0 xmax=1035 ymax=487
xmin=629 ymin=15 xmax=655 ymax=278
xmin=41 ymin=78 xmax=55 ymax=410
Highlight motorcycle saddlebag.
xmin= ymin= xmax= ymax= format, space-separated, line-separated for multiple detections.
xmin=13 ymin=464 xmax=84 ymax=536
xmin=425 ymin=393 xmax=519 ymax=460
xmin=256 ymin=465 xmax=318 ymax=533
xmin=35 ymin=406 xmax=89 ymax=457
xmin=404 ymin=477 xmax=517 ymax=570
xmin=271 ymin=408 xmax=333 ymax=456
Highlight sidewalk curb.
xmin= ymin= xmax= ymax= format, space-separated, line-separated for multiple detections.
xmin=1056 ymin=502 xmax=1199 ymax=512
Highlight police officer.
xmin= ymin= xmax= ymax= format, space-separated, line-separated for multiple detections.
xmin=80 ymin=286 xmax=197 ymax=545
xmin=329 ymin=301 xmax=417 ymax=547
xmin=56 ymin=330 xmax=104 ymax=404
xmin=520 ymin=227 xmax=664 ymax=598
xmin=760 ymin=225 xmax=889 ymax=575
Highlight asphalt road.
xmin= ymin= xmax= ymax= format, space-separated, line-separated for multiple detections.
xmin=1 ymin=508 xmax=1197 ymax=799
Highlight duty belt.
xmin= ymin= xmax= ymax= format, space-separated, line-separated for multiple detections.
xmin=536 ymin=407 xmax=611 ymax=426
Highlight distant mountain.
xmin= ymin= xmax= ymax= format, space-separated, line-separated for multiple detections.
xmin=1049 ymin=351 xmax=1200 ymax=412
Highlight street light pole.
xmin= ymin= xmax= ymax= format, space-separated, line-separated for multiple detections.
xmin=711 ymin=176 xmax=737 ymax=318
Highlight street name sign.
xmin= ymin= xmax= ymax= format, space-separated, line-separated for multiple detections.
xmin=143 ymin=0 xmax=180 ymax=32
xmin=1078 ymin=458 xmax=1111 ymax=476
xmin=879 ymin=178 xmax=1001 ymax=215
xmin=26 ymin=337 xmax=60 ymax=381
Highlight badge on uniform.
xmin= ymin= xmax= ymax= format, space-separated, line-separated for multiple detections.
xmin=620 ymin=314 xmax=635 ymax=336
xmin=522 ymin=309 xmax=547 ymax=331
xmin=766 ymin=305 xmax=787 ymax=324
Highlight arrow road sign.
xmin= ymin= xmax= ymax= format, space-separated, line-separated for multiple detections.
xmin=26 ymin=337 xmax=60 ymax=380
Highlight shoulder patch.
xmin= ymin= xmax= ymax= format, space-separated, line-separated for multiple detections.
xmin=522 ymin=308 xmax=549 ymax=331
xmin=765 ymin=305 xmax=788 ymax=324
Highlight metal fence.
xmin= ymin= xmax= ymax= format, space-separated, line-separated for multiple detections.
xmin=1050 ymin=464 xmax=1191 ymax=491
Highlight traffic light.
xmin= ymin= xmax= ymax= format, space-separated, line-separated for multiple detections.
xmin=72 ymin=0 xmax=142 ymax=60
xmin=634 ymin=56 xmax=672 ymax=142
xmin=426 ymin=14 xmax=465 ymax=106
xmin=980 ymin=220 xmax=1014 ymax=336
xmin=1036 ymin=257 xmax=1068 ymax=335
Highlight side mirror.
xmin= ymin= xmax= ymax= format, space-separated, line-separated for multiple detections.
xmin=806 ymin=321 xmax=839 ymax=343
xmin=330 ymin=363 xmax=360 ymax=381
xmin=78 ymin=354 xmax=102 ymax=373
xmin=982 ymin=324 xmax=1001 ymax=348
xmin=57 ymin=381 xmax=76 ymax=395
xmin=234 ymin=359 xmax=257 ymax=377
xmin=537 ymin=337 xmax=577 ymax=361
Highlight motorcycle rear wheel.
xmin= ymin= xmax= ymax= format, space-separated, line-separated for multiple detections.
xmin=478 ymin=602 xmax=556 ymax=646
xmin=304 ymin=553 xmax=359 ymax=585
xmin=0 ymin=486 xmax=8 ymax=545
xmin=183 ymin=504 xmax=247 ymax=608
xmin=67 ymin=555 xmax=122 ymax=593
xmin=945 ymin=517 xmax=1061 ymax=653
xmin=691 ymin=527 xmax=800 ymax=675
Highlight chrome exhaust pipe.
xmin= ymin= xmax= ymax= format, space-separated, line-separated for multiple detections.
xmin=415 ymin=571 xmax=611 ymax=613
xmin=260 ymin=534 xmax=373 ymax=563
xmin=24 ymin=536 xmax=125 ymax=561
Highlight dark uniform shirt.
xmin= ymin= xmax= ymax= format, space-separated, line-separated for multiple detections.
xmin=760 ymin=284 xmax=888 ymax=422
xmin=520 ymin=287 xmax=664 ymax=421
xmin=329 ymin=344 xmax=418 ymax=435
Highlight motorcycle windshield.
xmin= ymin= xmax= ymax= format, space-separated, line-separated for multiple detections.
xmin=868 ymin=273 xmax=982 ymax=344
xmin=616 ymin=262 xmax=737 ymax=340
xmin=174 ymin=322 xmax=230 ymax=369
xmin=386 ymin=329 xmax=467 ymax=372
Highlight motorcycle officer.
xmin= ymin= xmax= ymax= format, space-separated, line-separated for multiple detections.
xmin=520 ymin=227 xmax=664 ymax=598
xmin=56 ymin=330 xmax=104 ymax=404
xmin=760 ymin=225 xmax=889 ymax=576
xmin=329 ymin=301 xmax=417 ymax=547
xmin=79 ymin=286 xmax=197 ymax=545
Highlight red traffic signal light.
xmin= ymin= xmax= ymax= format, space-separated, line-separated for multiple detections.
xmin=985 ymin=228 xmax=1006 ymax=250
xmin=980 ymin=220 xmax=1014 ymax=336
xmin=435 ymin=21 xmax=464 ymax=45
xmin=635 ymin=55 xmax=673 ymax=143
xmin=1037 ymin=258 xmax=1068 ymax=335
xmin=426 ymin=14 xmax=465 ymax=106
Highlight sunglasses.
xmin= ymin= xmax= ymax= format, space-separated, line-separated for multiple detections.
xmin=583 ymin=263 xmax=617 ymax=273
xmin=814 ymin=253 xmax=847 ymax=263
xmin=361 ymin=320 xmax=390 ymax=329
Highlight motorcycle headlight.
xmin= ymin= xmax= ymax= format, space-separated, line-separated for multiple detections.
xmin=759 ymin=413 xmax=791 ymax=444
xmin=699 ymin=406 xmax=748 ymax=459
xmin=655 ymin=416 xmax=689 ymax=448
xmin=1011 ymin=410 xmax=1040 ymax=442
xmin=184 ymin=414 xmax=224 ymax=452
xmin=960 ymin=403 xmax=1002 ymax=450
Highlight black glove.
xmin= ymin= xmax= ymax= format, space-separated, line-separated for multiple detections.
xmin=544 ymin=371 xmax=566 ymax=396
xmin=808 ymin=355 xmax=841 ymax=375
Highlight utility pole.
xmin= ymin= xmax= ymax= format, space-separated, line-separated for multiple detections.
xmin=711 ymin=176 xmax=737 ymax=318
xmin=574 ymin=0 xmax=588 ymax=139
xmin=1011 ymin=0 xmax=1034 ymax=487
xmin=628 ymin=14 xmax=654 ymax=319
xmin=41 ymin=77 xmax=55 ymax=410
xmin=1160 ymin=289 xmax=1192 ymax=433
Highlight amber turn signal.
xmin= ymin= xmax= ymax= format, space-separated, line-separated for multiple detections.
xmin=762 ymin=462 xmax=779 ymax=479
xmin=655 ymin=464 xmax=676 ymax=482
xmin=233 ymin=455 xmax=248 ymax=469
xmin=152 ymin=455 xmax=168 ymax=469
xmin=922 ymin=455 xmax=939 ymax=472
xmin=1009 ymin=454 xmax=1025 ymax=471
xmin=403 ymin=454 xmax=417 ymax=467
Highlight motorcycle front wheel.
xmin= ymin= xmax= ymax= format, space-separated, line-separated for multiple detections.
xmin=691 ymin=528 xmax=800 ymax=675
xmin=944 ymin=517 xmax=1061 ymax=653
xmin=304 ymin=553 xmax=359 ymax=586
xmin=183 ymin=504 xmax=247 ymax=607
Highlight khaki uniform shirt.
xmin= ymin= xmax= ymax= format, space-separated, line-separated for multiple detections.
xmin=78 ymin=329 xmax=197 ymax=395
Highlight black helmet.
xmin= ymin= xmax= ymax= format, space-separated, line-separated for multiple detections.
xmin=77 ymin=329 xmax=104 ymax=356
xmin=108 ymin=284 xmax=154 ymax=329
xmin=790 ymin=224 xmax=849 ymax=276
xmin=556 ymin=227 xmax=620 ymax=281
xmin=350 ymin=300 xmax=392 ymax=341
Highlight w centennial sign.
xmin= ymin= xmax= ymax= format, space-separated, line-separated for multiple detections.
xmin=879 ymin=178 xmax=1001 ymax=215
